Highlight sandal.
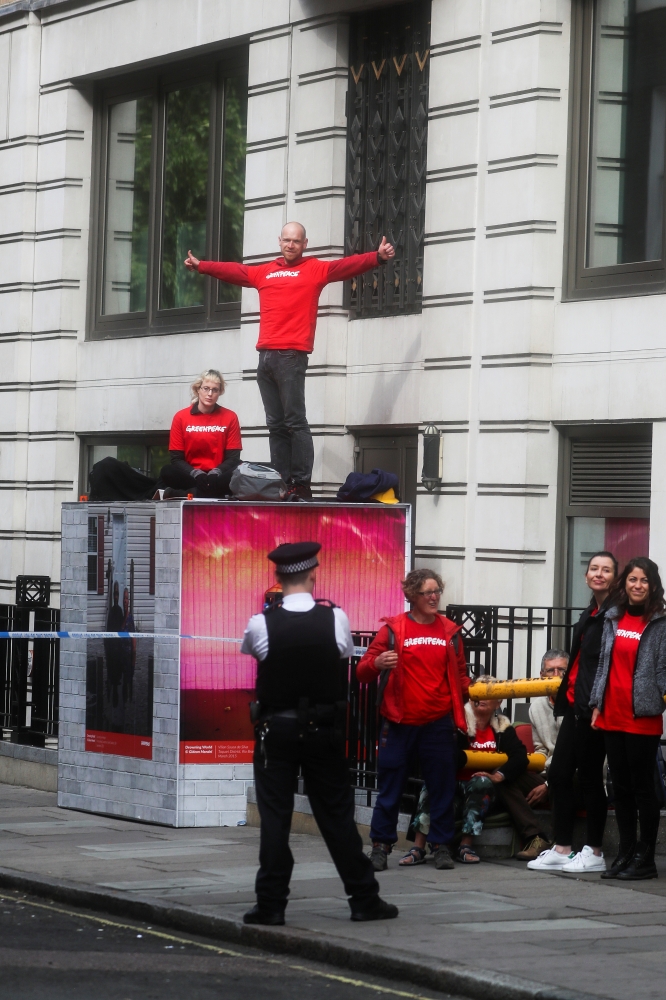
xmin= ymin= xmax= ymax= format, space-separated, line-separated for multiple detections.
xmin=399 ymin=847 xmax=427 ymax=866
xmin=456 ymin=844 xmax=481 ymax=864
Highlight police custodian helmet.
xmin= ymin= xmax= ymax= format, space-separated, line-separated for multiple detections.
xmin=268 ymin=541 xmax=320 ymax=574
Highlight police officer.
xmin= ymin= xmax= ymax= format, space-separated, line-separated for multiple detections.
xmin=240 ymin=541 xmax=398 ymax=926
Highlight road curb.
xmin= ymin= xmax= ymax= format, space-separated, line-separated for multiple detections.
xmin=0 ymin=867 xmax=599 ymax=1000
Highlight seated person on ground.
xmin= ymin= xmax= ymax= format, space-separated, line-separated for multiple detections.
xmin=402 ymin=679 xmax=551 ymax=865
xmin=526 ymin=649 xmax=567 ymax=807
xmin=159 ymin=369 xmax=241 ymax=498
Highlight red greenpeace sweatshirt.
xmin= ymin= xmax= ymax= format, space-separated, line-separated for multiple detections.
xmin=198 ymin=252 xmax=381 ymax=353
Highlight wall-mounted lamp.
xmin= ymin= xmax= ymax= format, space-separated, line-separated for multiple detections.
xmin=421 ymin=424 xmax=443 ymax=492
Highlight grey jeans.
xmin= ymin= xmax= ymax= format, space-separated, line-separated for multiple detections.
xmin=256 ymin=349 xmax=313 ymax=485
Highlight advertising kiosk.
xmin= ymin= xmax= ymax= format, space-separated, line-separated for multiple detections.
xmin=58 ymin=500 xmax=410 ymax=827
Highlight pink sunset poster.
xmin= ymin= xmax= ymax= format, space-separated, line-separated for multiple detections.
xmin=179 ymin=502 xmax=408 ymax=763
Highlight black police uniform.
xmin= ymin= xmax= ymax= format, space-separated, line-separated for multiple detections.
xmin=246 ymin=543 xmax=382 ymax=923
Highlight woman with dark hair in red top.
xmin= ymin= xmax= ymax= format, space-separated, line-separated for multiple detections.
xmin=159 ymin=369 xmax=242 ymax=498
xmin=590 ymin=557 xmax=666 ymax=881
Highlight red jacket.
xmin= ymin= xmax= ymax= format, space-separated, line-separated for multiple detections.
xmin=356 ymin=613 xmax=470 ymax=731
xmin=198 ymin=252 xmax=381 ymax=353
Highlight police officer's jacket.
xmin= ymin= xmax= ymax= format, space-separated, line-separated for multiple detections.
xmin=241 ymin=593 xmax=355 ymax=711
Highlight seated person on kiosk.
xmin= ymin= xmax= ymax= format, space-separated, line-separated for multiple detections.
xmin=404 ymin=680 xmax=552 ymax=865
xmin=159 ymin=369 xmax=241 ymax=498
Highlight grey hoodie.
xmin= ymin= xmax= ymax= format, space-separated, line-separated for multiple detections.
xmin=589 ymin=604 xmax=666 ymax=718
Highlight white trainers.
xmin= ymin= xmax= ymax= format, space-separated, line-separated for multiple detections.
xmin=561 ymin=845 xmax=606 ymax=873
xmin=527 ymin=847 xmax=575 ymax=871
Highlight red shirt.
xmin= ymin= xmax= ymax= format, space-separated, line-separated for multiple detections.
xmin=596 ymin=611 xmax=663 ymax=735
xmin=169 ymin=404 xmax=242 ymax=472
xmin=460 ymin=724 xmax=498 ymax=780
xmin=198 ymin=253 xmax=380 ymax=353
xmin=567 ymin=607 xmax=598 ymax=706
xmin=399 ymin=616 xmax=452 ymax=725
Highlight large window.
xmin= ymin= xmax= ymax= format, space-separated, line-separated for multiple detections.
xmin=567 ymin=1 xmax=666 ymax=297
xmin=90 ymin=56 xmax=247 ymax=338
xmin=345 ymin=1 xmax=430 ymax=318
xmin=561 ymin=427 xmax=652 ymax=604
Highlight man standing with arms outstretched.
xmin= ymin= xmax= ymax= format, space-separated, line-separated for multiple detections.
xmin=184 ymin=224 xmax=395 ymax=500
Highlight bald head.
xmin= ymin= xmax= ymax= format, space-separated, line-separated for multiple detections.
xmin=278 ymin=221 xmax=308 ymax=263
xmin=281 ymin=221 xmax=306 ymax=241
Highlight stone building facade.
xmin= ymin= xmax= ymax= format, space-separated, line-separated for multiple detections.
xmin=0 ymin=0 xmax=664 ymax=615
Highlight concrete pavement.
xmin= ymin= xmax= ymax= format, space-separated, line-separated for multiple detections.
xmin=0 ymin=783 xmax=664 ymax=1000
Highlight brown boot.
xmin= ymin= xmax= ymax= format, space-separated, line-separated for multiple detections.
xmin=516 ymin=835 xmax=551 ymax=860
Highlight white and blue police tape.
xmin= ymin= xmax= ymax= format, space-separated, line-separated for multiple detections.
xmin=0 ymin=631 xmax=368 ymax=657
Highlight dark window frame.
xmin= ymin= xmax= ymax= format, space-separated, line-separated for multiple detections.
xmin=88 ymin=50 xmax=248 ymax=341
xmin=79 ymin=432 xmax=170 ymax=496
xmin=554 ymin=423 xmax=652 ymax=604
xmin=565 ymin=0 xmax=666 ymax=300
xmin=344 ymin=1 xmax=430 ymax=319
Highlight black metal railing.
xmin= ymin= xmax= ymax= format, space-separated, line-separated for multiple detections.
xmin=0 ymin=577 xmax=59 ymax=748
xmin=346 ymin=604 xmax=585 ymax=805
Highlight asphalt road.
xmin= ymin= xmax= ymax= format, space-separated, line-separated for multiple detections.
xmin=0 ymin=889 xmax=461 ymax=1000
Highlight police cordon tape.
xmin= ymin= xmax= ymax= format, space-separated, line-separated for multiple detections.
xmin=5 ymin=636 xmax=666 ymax=705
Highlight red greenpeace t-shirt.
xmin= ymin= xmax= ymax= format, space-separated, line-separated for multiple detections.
xmin=567 ymin=607 xmax=598 ymax=706
xmin=198 ymin=253 xmax=380 ymax=353
xmin=596 ymin=611 xmax=662 ymax=735
xmin=169 ymin=405 xmax=242 ymax=472
xmin=460 ymin=724 xmax=498 ymax=780
xmin=399 ymin=616 xmax=452 ymax=725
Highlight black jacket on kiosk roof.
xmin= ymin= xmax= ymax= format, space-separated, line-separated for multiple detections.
xmin=548 ymin=599 xmax=610 ymax=849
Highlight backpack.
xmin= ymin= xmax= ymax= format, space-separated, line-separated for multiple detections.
xmin=229 ymin=462 xmax=287 ymax=501
xmin=337 ymin=468 xmax=400 ymax=502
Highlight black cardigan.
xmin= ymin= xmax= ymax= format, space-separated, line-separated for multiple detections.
xmin=553 ymin=599 xmax=610 ymax=720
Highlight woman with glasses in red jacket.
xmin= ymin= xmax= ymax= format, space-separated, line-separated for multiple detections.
xmin=356 ymin=569 xmax=470 ymax=872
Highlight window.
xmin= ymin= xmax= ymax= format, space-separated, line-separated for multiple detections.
xmin=561 ymin=427 xmax=652 ymax=604
xmin=345 ymin=1 xmax=430 ymax=318
xmin=567 ymin=1 xmax=666 ymax=297
xmin=82 ymin=437 xmax=170 ymax=495
xmin=90 ymin=55 xmax=247 ymax=338
xmin=87 ymin=515 xmax=104 ymax=594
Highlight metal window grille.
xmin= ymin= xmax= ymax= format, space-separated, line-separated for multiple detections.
xmin=569 ymin=439 xmax=652 ymax=507
xmin=345 ymin=1 xmax=430 ymax=318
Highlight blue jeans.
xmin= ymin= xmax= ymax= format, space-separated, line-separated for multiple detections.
xmin=370 ymin=714 xmax=457 ymax=846
xmin=256 ymin=349 xmax=313 ymax=485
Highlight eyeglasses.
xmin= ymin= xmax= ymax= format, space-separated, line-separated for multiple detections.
xmin=200 ymin=386 xmax=221 ymax=395
xmin=417 ymin=589 xmax=443 ymax=598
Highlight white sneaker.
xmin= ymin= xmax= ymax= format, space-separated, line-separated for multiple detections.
xmin=527 ymin=847 xmax=575 ymax=871
xmin=561 ymin=845 xmax=606 ymax=873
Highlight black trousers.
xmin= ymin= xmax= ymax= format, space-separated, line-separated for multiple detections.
xmin=256 ymin=349 xmax=313 ymax=485
xmin=158 ymin=464 xmax=232 ymax=497
xmin=253 ymin=717 xmax=378 ymax=911
xmin=604 ymin=730 xmax=661 ymax=856
xmin=548 ymin=708 xmax=608 ymax=847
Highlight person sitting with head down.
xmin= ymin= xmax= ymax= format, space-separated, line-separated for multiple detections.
xmin=159 ymin=368 xmax=241 ymax=499
xmin=525 ymin=649 xmax=567 ymax=808
xmin=403 ymin=678 xmax=551 ymax=865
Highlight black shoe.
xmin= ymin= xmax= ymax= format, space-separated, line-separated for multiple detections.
xmin=350 ymin=896 xmax=399 ymax=922
xmin=243 ymin=904 xmax=286 ymax=926
xmin=616 ymin=843 xmax=658 ymax=881
xmin=284 ymin=482 xmax=313 ymax=502
xmin=368 ymin=842 xmax=391 ymax=872
xmin=601 ymin=842 xmax=637 ymax=880
xmin=430 ymin=843 xmax=455 ymax=870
